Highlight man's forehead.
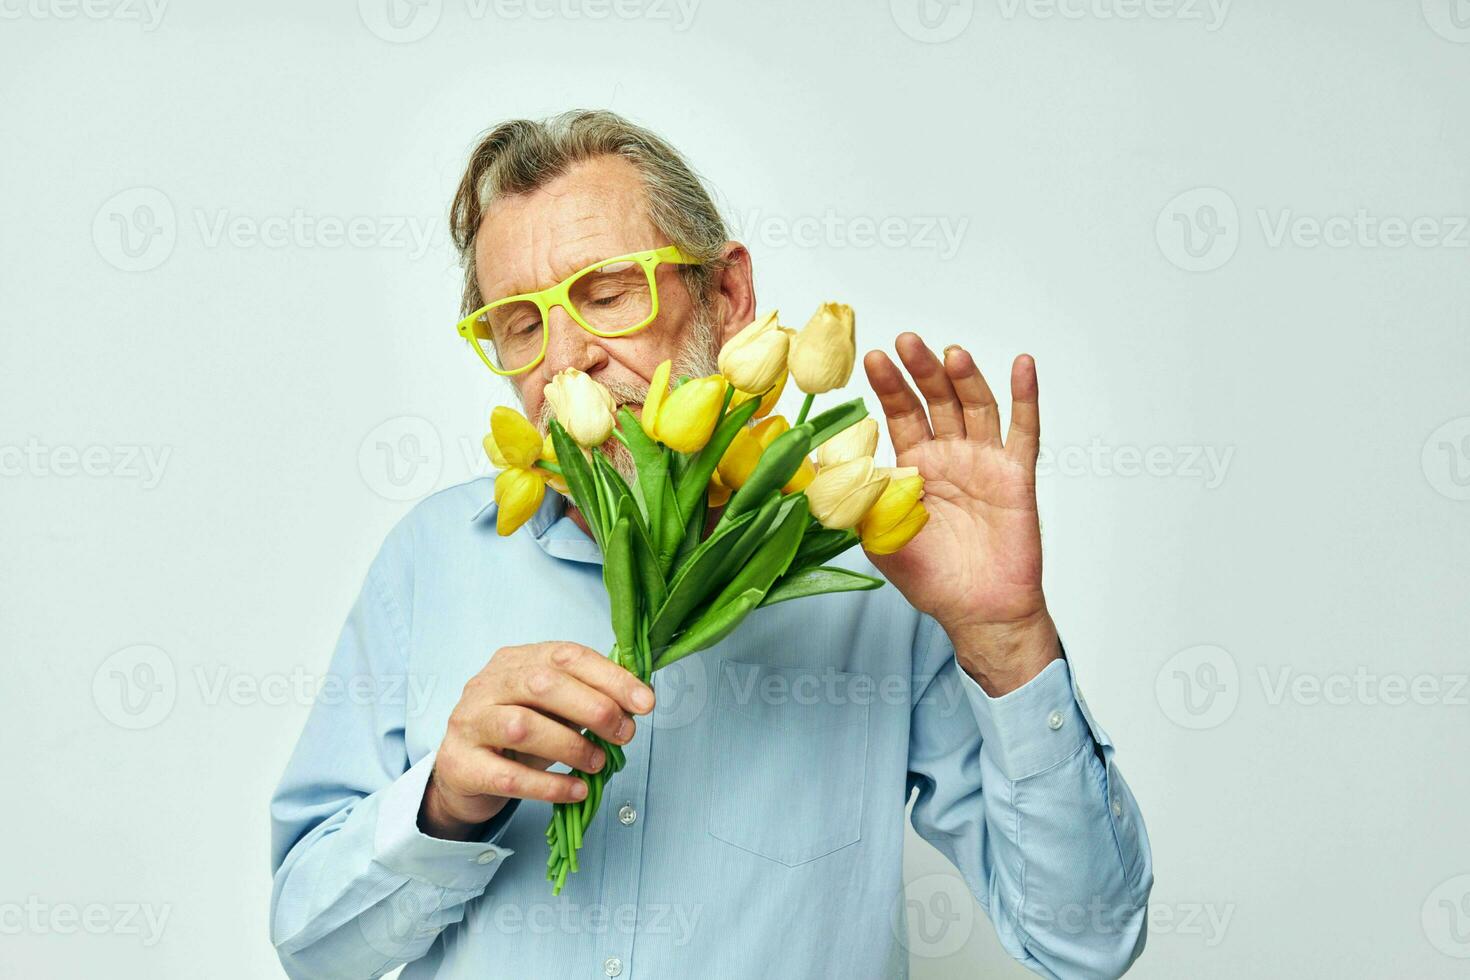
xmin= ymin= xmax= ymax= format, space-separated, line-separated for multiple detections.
xmin=474 ymin=157 xmax=661 ymax=301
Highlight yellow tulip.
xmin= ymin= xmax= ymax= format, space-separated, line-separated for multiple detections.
xmin=806 ymin=456 xmax=890 ymax=529
xmin=493 ymin=466 xmax=546 ymax=536
xmin=788 ymin=302 xmax=856 ymax=395
xmin=718 ymin=311 xmax=789 ymax=395
xmin=487 ymin=406 xmax=542 ymax=469
xmin=729 ymin=367 xmax=786 ymax=419
xmin=859 ymin=469 xmax=928 ymax=555
xmin=815 ymin=417 xmax=879 ymax=469
xmin=707 ymin=469 xmax=733 ymax=507
xmin=717 ymin=415 xmax=813 ymax=494
xmin=544 ymin=367 xmax=615 ymax=448
xmin=642 ymin=360 xmax=724 ymax=453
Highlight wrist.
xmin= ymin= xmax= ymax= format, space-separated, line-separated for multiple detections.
xmin=418 ymin=770 xmax=504 ymax=842
xmin=944 ymin=609 xmax=1061 ymax=697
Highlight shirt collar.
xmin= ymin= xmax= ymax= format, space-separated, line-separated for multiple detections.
xmin=470 ymin=484 xmax=603 ymax=566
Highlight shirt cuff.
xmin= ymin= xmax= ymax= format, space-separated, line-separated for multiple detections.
xmin=373 ymin=750 xmax=517 ymax=890
xmin=961 ymin=656 xmax=1095 ymax=781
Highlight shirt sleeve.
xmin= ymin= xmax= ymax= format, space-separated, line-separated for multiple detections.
xmin=906 ymin=614 xmax=1154 ymax=980
xmin=268 ymin=523 xmax=514 ymax=980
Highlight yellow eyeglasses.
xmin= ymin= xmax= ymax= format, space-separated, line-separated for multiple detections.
xmin=456 ymin=244 xmax=700 ymax=376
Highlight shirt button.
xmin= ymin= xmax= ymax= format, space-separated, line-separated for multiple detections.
xmin=1112 ymin=799 xmax=1123 ymax=817
xmin=618 ymin=803 xmax=637 ymax=826
xmin=474 ymin=850 xmax=498 ymax=865
xmin=1047 ymin=710 xmax=1064 ymax=731
xmin=603 ymin=956 xmax=623 ymax=977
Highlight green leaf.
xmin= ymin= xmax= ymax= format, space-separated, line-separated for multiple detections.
xmin=656 ymin=468 xmax=683 ymax=576
xmin=646 ymin=509 xmax=756 ymax=650
xmin=617 ymin=495 xmax=665 ymax=614
xmin=673 ymin=394 xmax=760 ymax=526
xmin=653 ymin=588 xmax=763 ymax=671
xmin=721 ymin=423 xmax=813 ymax=522
xmin=548 ymin=420 xmax=602 ymax=549
xmin=804 ymin=398 xmax=869 ymax=452
xmin=707 ymin=494 xmax=811 ymax=612
xmin=615 ymin=407 xmax=664 ymax=530
xmin=602 ymin=517 xmax=636 ymax=653
xmin=759 ymin=565 xmax=885 ymax=607
xmin=790 ymin=525 xmax=861 ymax=571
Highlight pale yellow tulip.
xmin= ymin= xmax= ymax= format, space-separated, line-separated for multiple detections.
xmin=543 ymin=368 xmax=616 ymax=447
xmin=806 ymin=456 xmax=890 ymax=529
xmin=815 ymin=417 xmax=879 ymax=469
xmin=788 ymin=302 xmax=856 ymax=394
xmin=718 ymin=311 xmax=789 ymax=395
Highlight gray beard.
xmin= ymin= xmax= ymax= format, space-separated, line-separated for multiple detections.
xmin=527 ymin=306 xmax=721 ymax=485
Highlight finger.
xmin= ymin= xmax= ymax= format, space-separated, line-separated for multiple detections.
xmin=471 ymin=748 xmax=589 ymax=805
xmin=863 ymin=349 xmax=932 ymax=453
xmin=941 ymin=345 xmax=1002 ymax=446
xmin=895 ymin=332 xmax=966 ymax=440
xmin=514 ymin=665 xmax=635 ymax=746
xmin=545 ymin=641 xmax=655 ymax=716
xmin=1005 ymin=354 xmax=1040 ymax=463
xmin=473 ymin=703 xmax=607 ymax=774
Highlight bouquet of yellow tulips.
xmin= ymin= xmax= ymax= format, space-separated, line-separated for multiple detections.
xmin=481 ymin=303 xmax=929 ymax=893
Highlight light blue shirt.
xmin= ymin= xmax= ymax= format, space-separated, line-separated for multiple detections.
xmin=270 ymin=480 xmax=1152 ymax=979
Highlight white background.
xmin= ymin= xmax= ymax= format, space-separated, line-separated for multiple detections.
xmin=3 ymin=0 xmax=1469 ymax=977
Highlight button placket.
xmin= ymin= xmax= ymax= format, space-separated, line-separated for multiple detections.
xmin=596 ymin=702 xmax=652 ymax=978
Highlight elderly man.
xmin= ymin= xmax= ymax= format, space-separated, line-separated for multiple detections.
xmin=270 ymin=110 xmax=1152 ymax=979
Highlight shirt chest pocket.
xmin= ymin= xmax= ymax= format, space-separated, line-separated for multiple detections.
xmin=706 ymin=659 xmax=869 ymax=867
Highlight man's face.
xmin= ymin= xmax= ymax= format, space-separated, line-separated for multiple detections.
xmin=473 ymin=155 xmax=719 ymax=430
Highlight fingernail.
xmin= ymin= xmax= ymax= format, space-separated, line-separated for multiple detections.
xmin=632 ymin=686 xmax=655 ymax=713
xmin=617 ymin=716 xmax=633 ymax=742
xmin=943 ymin=344 xmax=961 ymax=359
xmin=590 ymin=749 xmax=605 ymax=770
xmin=571 ymin=781 xmax=588 ymax=800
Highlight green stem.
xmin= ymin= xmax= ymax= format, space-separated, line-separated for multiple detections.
xmin=794 ymin=392 xmax=815 ymax=425
xmin=535 ymin=460 xmax=564 ymax=476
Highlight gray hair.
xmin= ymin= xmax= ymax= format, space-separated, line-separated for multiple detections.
xmin=449 ymin=109 xmax=730 ymax=317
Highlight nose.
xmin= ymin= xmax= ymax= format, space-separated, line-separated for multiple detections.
xmin=541 ymin=305 xmax=609 ymax=376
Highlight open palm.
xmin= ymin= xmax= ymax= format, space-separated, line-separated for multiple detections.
xmin=862 ymin=334 xmax=1051 ymax=649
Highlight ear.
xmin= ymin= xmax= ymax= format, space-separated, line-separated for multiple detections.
xmin=712 ymin=241 xmax=756 ymax=347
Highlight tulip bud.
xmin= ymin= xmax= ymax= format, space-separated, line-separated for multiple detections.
xmin=642 ymin=360 xmax=725 ymax=454
xmin=729 ymin=366 xmax=787 ymax=419
xmin=806 ymin=456 xmax=890 ymax=529
xmin=493 ymin=465 xmax=546 ymax=536
xmin=859 ymin=471 xmax=928 ymax=555
xmin=544 ymin=368 xmax=615 ymax=448
xmin=788 ymin=302 xmax=856 ymax=394
xmin=815 ymin=417 xmax=879 ymax=469
xmin=718 ymin=311 xmax=789 ymax=395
